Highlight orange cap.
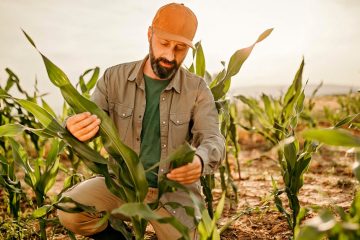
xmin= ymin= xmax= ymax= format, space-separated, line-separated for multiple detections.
xmin=151 ymin=3 xmax=198 ymax=49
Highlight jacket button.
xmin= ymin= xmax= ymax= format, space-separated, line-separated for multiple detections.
xmin=122 ymin=113 xmax=126 ymax=117
xmin=162 ymin=121 xmax=166 ymax=125
xmin=162 ymin=97 xmax=165 ymax=101
xmin=176 ymin=120 xmax=180 ymax=124
xmin=162 ymin=144 xmax=167 ymax=148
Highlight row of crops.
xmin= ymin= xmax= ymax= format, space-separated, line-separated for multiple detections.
xmin=0 ymin=29 xmax=359 ymax=240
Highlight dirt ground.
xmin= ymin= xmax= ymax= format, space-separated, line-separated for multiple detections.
xmin=1 ymin=95 xmax=358 ymax=240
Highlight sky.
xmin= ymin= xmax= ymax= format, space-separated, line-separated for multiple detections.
xmin=0 ymin=0 xmax=359 ymax=111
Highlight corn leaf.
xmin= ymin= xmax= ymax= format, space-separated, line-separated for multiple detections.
xmin=211 ymin=28 xmax=273 ymax=100
xmin=168 ymin=142 xmax=196 ymax=170
xmin=195 ymin=41 xmax=206 ymax=78
xmin=32 ymin=205 xmax=52 ymax=218
xmin=302 ymin=129 xmax=360 ymax=147
xmin=0 ymin=124 xmax=25 ymax=137
xmin=23 ymin=30 xmax=148 ymax=202
xmin=112 ymin=203 xmax=190 ymax=240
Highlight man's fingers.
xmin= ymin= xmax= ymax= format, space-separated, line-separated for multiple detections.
xmin=67 ymin=112 xmax=91 ymax=125
xmin=77 ymin=126 xmax=100 ymax=142
xmin=168 ymin=174 xmax=201 ymax=184
xmin=73 ymin=118 xmax=101 ymax=138
xmin=71 ymin=115 xmax=98 ymax=132
xmin=168 ymin=167 xmax=200 ymax=177
xmin=170 ymin=162 xmax=200 ymax=175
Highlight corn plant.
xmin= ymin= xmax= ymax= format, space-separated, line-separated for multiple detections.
xmin=296 ymin=128 xmax=360 ymax=240
xmin=0 ymin=68 xmax=46 ymax=153
xmin=236 ymin=59 xmax=321 ymax=232
xmin=188 ymin=29 xmax=273 ymax=217
xmin=0 ymin=154 xmax=22 ymax=220
xmin=0 ymin=124 xmax=63 ymax=240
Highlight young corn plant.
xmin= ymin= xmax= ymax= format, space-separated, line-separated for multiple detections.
xmin=296 ymin=128 xmax=360 ymax=240
xmin=188 ymin=29 xmax=273 ymax=217
xmin=0 ymin=154 xmax=22 ymax=220
xmin=236 ymin=59 xmax=320 ymax=232
xmin=0 ymin=127 xmax=63 ymax=240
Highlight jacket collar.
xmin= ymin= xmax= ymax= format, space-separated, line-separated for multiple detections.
xmin=127 ymin=55 xmax=181 ymax=93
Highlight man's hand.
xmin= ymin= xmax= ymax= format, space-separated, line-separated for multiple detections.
xmin=167 ymin=155 xmax=202 ymax=184
xmin=66 ymin=112 xmax=101 ymax=142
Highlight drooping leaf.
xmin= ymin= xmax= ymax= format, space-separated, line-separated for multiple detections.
xmin=302 ymin=129 xmax=360 ymax=147
xmin=211 ymin=28 xmax=273 ymax=100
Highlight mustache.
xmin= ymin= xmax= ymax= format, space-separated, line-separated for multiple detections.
xmin=157 ymin=57 xmax=176 ymax=67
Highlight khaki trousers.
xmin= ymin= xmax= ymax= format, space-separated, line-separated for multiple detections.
xmin=57 ymin=177 xmax=197 ymax=239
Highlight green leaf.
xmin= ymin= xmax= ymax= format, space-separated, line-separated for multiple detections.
xmin=211 ymin=28 xmax=273 ymax=100
xmin=32 ymin=205 xmax=52 ymax=218
xmin=283 ymin=58 xmax=304 ymax=106
xmin=112 ymin=203 xmax=190 ymax=240
xmin=302 ymin=129 xmax=360 ymax=147
xmin=54 ymin=196 xmax=97 ymax=214
xmin=22 ymin=29 xmax=37 ymax=47
xmin=16 ymin=99 xmax=63 ymax=134
xmin=41 ymin=98 xmax=57 ymax=118
xmin=295 ymin=211 xmax=335 ymax=240
xmin=0 ymin=124 xmax=25 ymax=137
xmin=284 ymin=141 xmax=297 ymax=170
xmin=85 ymin=67 xmax=100 ymax=91
xmin=168 ymin=142 xmax=196 ymax=170
xmin=195 ymin=41 xmax=206 ymax=77
xmin=9 ymin=138 xmax=37 ymax=188
xmin=334 ymin=113 xmax=359 ymax=128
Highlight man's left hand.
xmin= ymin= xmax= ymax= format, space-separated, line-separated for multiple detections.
xmin=167 ymin=155 xmax=202 ymax=184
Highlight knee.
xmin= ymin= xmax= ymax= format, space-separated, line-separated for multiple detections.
xmin=57 ymin=209 xmax=106 ymax=236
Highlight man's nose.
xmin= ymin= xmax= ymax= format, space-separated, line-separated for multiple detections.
xmin=163 ymin=50 xmax=175 ymax=62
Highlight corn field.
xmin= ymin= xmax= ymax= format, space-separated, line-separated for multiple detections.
xmin=0 ymin=29 xmax=359 ymax=240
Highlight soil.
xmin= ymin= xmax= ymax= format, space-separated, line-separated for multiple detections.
xmin=0 ymin=95 xmax=358 ymax=240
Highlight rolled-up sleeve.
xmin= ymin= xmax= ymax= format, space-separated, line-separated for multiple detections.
xmin=191 ymin=80 xmax=226 ymax=175
xmin=90 ymin=69 xmax=109 ymax=112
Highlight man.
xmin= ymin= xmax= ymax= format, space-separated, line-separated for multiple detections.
xmin=57 ymin=3 xmax=225 ymax=239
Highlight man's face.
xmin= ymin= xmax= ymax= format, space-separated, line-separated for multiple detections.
xmin=149 ymin=32 xmax=189 ymax=79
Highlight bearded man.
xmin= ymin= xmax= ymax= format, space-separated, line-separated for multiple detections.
xmin=57 ymin=3 xmax=225 ymax=239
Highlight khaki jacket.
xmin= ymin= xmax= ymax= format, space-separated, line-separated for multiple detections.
xmin=91 ymin=56 xmax=225 ymax=229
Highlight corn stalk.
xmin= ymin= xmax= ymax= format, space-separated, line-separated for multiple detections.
xmin=188 ymin=29 xmax=273 ymax=218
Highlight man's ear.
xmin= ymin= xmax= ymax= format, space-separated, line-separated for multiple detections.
xmin=147 ymin=27 xmax=152 ymax=43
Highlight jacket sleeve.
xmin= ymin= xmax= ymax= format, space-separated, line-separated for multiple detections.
xmin=191 ymin=80 xmax=226 ymax=175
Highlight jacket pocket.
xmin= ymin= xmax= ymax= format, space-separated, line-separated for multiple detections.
xmin=109 ymin=102 xmax=133 ymax=141
xmin=169 ymin=112 xmax=191 ymax=147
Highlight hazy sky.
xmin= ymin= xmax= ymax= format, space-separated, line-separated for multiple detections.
xmin=0 ymin=0 xmax=359 ymax=111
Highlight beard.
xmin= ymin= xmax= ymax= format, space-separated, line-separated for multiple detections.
xmin=149 ymin=44 xmax=179 ymax=80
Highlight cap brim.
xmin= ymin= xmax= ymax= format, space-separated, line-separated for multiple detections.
xmin=153 ymin=27 xmax=195 ymax=49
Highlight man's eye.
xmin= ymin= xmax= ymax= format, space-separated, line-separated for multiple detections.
xmin=161 ymin=42 xmax=169 ymax=46
xmin=176 ymin=45 xmax=186 ymax=51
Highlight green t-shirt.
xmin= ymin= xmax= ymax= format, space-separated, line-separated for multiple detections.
xmin=139 ymin=74 xmax=170 ymax=187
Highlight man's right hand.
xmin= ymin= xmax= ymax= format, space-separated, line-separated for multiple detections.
xmin=66 ymin=112 xmax=101 ymax=142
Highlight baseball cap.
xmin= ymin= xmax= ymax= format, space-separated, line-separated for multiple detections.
xmin=151 ymin=3 xmax=198 ymax=49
